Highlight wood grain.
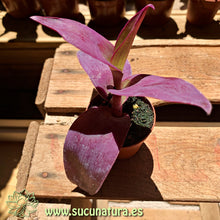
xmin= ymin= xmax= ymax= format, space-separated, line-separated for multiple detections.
xmin=16 ymin=121 xmax=39 ymax=192
xmin=35 ymin=58 xmax=54 ymax=116
xmin=200 ymin=203 xmax=220 ymax=220
xmin=26 ymin=122 xmax=220 ymax=202
xmin=1 ymin=8 xmax=220 ymax=43
xmin=107 ymin=208 xmax=201 ymax=220
xmin=44 ymin=44 xmax=93 ymax=114
xmin=44 ymin=43 xmax=220 ymax=115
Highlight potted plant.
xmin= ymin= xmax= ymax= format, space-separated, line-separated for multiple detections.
xmin=31 ymin=4 xmax=212 ymax=195
xmin=88 ymin=0 xmax=125 ymax=26
xmin=38 ymin=0 xmax=79 ymax=19
xmin=1 ymin=0 xmax=40 ymax=18
xmin=135 ymin=0 xmax=175 ymax=26
xmin=187 ymin=0 xmax=220 ymax=25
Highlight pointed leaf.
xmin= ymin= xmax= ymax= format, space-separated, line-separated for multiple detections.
xmin=63 ymin=106 xmax=130 ymax=195
xmin=77 ymin=51 xmax=113 ymax=99
xmin=122 ymin=60 xmax=132 ymax=80
xmin=77 ymin=51 xmax=131 ymax=96
xmin=109 ymin=75 xmax=212 ymax=115
xmin=30 ymin=16 xmax=118 ymax=69
xmin=111 ymin=4 xmax=155 ymax=70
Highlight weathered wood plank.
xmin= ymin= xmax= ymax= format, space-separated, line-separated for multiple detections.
xmin=16 ymin=121 xmax=40 ymax=192
xmin=200 ymin=203 xmax=220 ymax=220
xmin=108 ymin=207 xmax=201 ymax=220
xmin=26 ymin=122 xmax=220 ymax=202
xmin=35 ymin=58 xmax=54 ymax=116
xmin=44 ymin=43 xmax=220 ymax=114
xmin=1 ymin=8 xmax=220 ymax=44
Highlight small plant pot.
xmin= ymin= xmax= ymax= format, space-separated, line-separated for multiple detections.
xmin=135 ymin=0 xmax=175 ymax=26
xmin=39 ymin=0 xmax=79 ymax=19
xmin=1 ymin=0 xmax=41 ymax=18
xmin=187 ymin=0 xmax=220 ymax=26
xmin=88 ymin=0 xmax=125 ymax=26
xmin=89 ymin=95 xmax=156 ymax=159
xmin=118 ymin=96 xmax=156 ymax=159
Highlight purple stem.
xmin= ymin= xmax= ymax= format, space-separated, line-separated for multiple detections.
xmin=110 ymin=69 xmax=123 ymax=117
xmin=111 ymin=95 xmax=123 ymax=117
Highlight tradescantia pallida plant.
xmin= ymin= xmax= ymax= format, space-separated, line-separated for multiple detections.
xmin=31 ymin=5 xmax=212 ymax=195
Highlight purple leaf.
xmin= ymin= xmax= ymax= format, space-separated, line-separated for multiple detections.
xmin=77 ymin=51 xmax=131 ymax=95
xmin=109 ymin=75 xmax=212 ymax=115
xmin=122 ymin=60 xmax=132 ymax=80
xmin=30 ymin=16 xmax=132 ymax=83
xmin=63 ymin=106 xmax=130 ymax=195
xmin=111 ymin=4 xmax=155 ymax=70
xmin=30 ymin=16 xmax=117 ymax=69
xmin=77 ymin=51 xmax=113 ymax=99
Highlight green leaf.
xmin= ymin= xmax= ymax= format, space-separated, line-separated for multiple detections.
xmin=110 ymin=4 xmax=154 ymax=70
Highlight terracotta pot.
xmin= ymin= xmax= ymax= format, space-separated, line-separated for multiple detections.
xmin=118 ymin=97 xmax=156 ymax=159
xmin=88 ymin=0 xmax=125 ymax=26
xmin=39 ymin=0 xmax=79 ymax=19
xmin=187 ymin=0 xmax=220 ymax=25
xmin=1 ymin=0 xmax=40 ymax=18
xmin=135 ymin=0 xmax=175 ymax=26
xmin=89 ymin=95 xmax=155 ymax=159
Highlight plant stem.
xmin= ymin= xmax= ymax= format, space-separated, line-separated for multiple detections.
xmin=111 ymin=95 xmax=123 ymax=117
xmin=110 ymin=69 xmax=123 ymax=117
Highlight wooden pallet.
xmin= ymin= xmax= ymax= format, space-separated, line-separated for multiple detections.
xmin=6 ymin=6 xmax=220 ymax=220
xmin=11 ymin=119 xmax=220 ymax=220
xmin=37 ymin=42 xmax=220 ymax=115
xmin=16 ymin=119 xmax=220 ymax=202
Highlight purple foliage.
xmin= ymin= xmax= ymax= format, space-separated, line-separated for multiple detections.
xmin=31 ymin=4 xmax=212 ymax=195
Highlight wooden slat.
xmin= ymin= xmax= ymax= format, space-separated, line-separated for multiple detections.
xmin=26 ymin=122 xmax=220 ymax=202
xmin=35 ymin=58 xmax=54 ymax=116
xmin=44 ymin=43 xmax=220 ymax=115
xmin=200 ymin=203 xmax=220 ymax=220
xmin=44 ymin=44 xmax=93 ymax=114
xmin=27 ymin=203 xmax=71 ymax=220
xmin=16 ymin=121 xmax=40 ymax=192
xmin=70 ymin=198 xmax=92 ymax=220
xmin=1 ymin=8 xmax=220 ymax=43
xmin=108 ymin=207 xmax=201 ymax=220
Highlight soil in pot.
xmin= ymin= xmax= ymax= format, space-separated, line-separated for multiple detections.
xmin=122 ymin=96 xmax=155 ymax=147
xmin=89 ymin=95 xmax=155 ymax=159
xmin=135 ymin=0 xmax=175 ymax=26
xmin=1 ymin=0 xmax=41 ymax=18
xmin=187 ymin=0 xmax=220 ymax=26
xmin=118 ymin=96 xmax=155 ymax=159
xmin=88 ymin=0 xmax=125 ymax=26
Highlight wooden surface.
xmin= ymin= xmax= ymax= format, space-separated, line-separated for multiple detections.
xmin=1 ymin=7 xmax=220 ymax=118
xmin=43 ymin=43 xmax=220 ymax=115
xmin=25 ymin=121 xmax=220 ymax=202
xmin=35 ymin=58 xmax=54 ymax=116
xmin=6 ymin=202 xmax=203 ymax=220
xmin=200 ymin=203 xmax=220 ymax=220
xmin=16 ymin=121 xmax=39 ymax=192
xmin=1 ymin=7 xmax=220 ymax=44
xmin=108 ymin=208 xmax=201 ymax=220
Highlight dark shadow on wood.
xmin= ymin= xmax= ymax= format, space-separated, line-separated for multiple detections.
xmin=156 ymin=104 xmax=220 ymax=122
xmin=73 ymin=144 xmax=163 ymax=200
xmin=137 ymin=17 xmax=183 ymax=39
xmin=88 ymin=17 xmax=128 ymax=40
xmin=0 ymin=142 xmax=23 ymax=191
xmin=185 ymin=20 xmax=220 ymax=39
xmin=0 ymin=13 xmax=39 ymax=42
xmin=0 ymin=1 xmax=5 ymax=11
